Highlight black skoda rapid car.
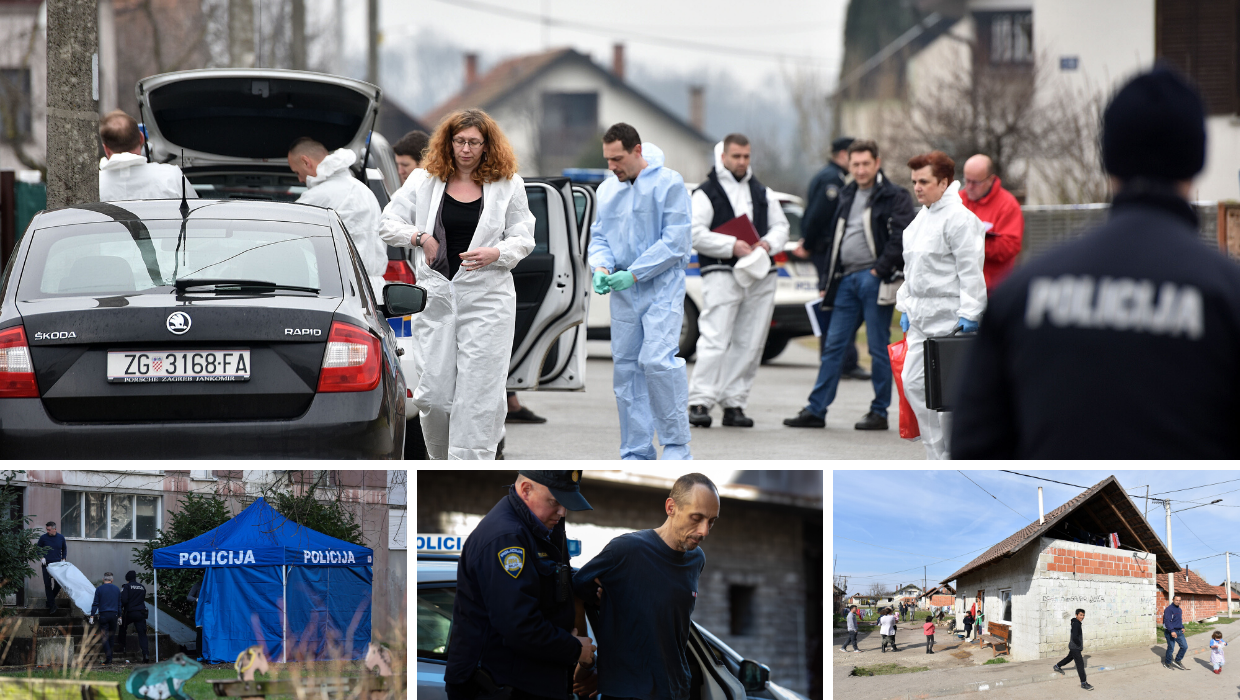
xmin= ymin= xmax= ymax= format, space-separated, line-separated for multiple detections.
xmin=0 ymin=198 xmax=426 ymax=458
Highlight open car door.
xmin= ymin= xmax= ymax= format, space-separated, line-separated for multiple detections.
xmin=507 ymin=177 xmax=589 ymax=391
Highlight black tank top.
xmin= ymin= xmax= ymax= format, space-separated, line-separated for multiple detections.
xmin=442 ymin=193 xmax=482 ymax=279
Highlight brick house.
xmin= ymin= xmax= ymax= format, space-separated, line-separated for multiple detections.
xmin=1157 ymin=569 xmax=1228 ymax=623
xmin=922 ymin=584 xmax=956 ymax=608
xmin=941 ymin=476 xmax=1177 ymax=662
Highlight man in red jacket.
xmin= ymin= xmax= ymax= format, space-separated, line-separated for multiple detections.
xmin=960 ymin=154 xmax=1024 ymax=291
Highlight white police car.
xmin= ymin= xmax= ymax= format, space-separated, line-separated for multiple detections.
xmin=584 ymin=189 xmax=819 ymax=363
xmin=417 ymin=551 xmax=809 ymax=700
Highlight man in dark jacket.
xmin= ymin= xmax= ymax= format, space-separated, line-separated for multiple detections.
xmin=798 ymin=136 xmax=864 ymax=376
xmin=118 ymin=571 xmax=151 ymax=663
xmin=785 ymin=139 xmax=915 ymax=431
xmin=1163 ymin=595 xmax=1188 ymax=669
xmin=953 ymin=66 xmax=1240 ymax=459
xmin=90 ymin=572 xmax=122 ymax=664
xmin=36 ymin=522 xmax=68 ymax=613
xmin=1053 ymin=608 xmax=1093 ymax=690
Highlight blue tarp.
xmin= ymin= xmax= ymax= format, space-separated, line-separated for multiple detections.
xmin=153 ymin=498 xmax=373 ymax=663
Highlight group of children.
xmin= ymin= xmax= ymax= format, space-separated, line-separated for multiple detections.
xmin=874 ymin=606 xmax=940 ymax=654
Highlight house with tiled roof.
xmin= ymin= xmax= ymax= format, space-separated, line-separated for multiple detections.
xmin=421 ymin=46 xmax=713 ymax=180
xmin=1156 ymin=569 xmax=1228 ymax=624
xmin=921 ymin=584 xmax=956 ymax=608
xmin=1222 ymin=581 xmax=1240 ymax=614
xmin=939 ymin=476 xmax=1178 ymax=662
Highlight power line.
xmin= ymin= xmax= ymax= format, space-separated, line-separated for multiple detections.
xmin=999 ymin=471 xmax=1086 ymax=489
xmin=1000 ymin=470 xmax=1240 ymax=508
xmin=423 ymin=0 xmax=826 ymax=64
xmin=959 ymin=471 xmax=1031 ymax=521
xmin=843 ymin=544 xmax=994 ymax=582
xmin=834 ymin=535 xmax=980 ymax=563
xmin=1179 ymin=552 xmax=1229 ymax=565
xmin=1150 ymin=478 xmax=1240 ymax=496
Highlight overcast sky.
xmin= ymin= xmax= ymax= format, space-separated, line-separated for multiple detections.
xmin=329 ymin=0 xmax=849 ymax=94
xmin=834 ymin=469 xmax=1240 ymax=597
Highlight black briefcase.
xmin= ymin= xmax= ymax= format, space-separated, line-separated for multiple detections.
xmin=923 ymin=328 xmax=977 ymax=412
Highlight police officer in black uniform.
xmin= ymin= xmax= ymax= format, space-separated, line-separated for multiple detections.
xmin=118 ymin=570 xmax=151 ymax=663
xmin=953 ymin=65 xmax=1240 ymax=459
xmin=445 ymin=471 xmax=596 ymax=700
xmin=798 ymin=136 xmax=864 ymax=375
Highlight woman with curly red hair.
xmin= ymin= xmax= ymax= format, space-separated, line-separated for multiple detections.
xmin=379 ymin=109 xmax=535 ymax=459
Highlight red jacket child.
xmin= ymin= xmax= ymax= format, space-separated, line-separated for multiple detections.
xmin=959 ymin=176 xmax=1024 ymax=291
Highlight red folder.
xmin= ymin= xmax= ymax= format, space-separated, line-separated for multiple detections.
xmin=712 ymin=214 xmax=762 ymax=246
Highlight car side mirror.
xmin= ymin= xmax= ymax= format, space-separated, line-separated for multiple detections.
xmin=738 ymin=659 xmax=770 ymax=692
xmin=382 ymin=283 xmax=427 ymax=317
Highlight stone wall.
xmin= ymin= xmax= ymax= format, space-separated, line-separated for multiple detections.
xmin=956 ymin=538 xmax=1157 ymax=662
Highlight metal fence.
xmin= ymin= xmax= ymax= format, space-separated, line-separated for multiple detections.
xmin=1019 ymin=201 xmax=1219 ymax=263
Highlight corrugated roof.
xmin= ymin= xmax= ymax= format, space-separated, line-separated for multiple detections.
xmin=1158 ymin=569 xmax=1226 ymax=597
xmin=942 ymin=476 xmax=1179 ymax=584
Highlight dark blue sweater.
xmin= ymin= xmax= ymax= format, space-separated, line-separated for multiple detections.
xmin=37 ymin=533 xmax=67 ymax=563
xmin=91 ymin=583 xmax=121 ymax=616
xmin=572 ymin=529 xmax=705 ymax=700
xmin=1163 ymin=603 xmax=1183 ymax=631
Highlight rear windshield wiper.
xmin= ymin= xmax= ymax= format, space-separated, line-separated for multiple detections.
xmin=175 ymin=278 xmax=320 ymax=294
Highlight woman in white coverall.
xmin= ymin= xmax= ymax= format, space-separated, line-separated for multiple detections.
xmin=379 ymin=109 xmax=535 ymax=459
xmin=895 ymin=151 xmax=986 ymax=460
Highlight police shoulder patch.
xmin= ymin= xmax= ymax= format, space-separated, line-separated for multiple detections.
xmin=826 ymin=185 xmax=839 ymax=200
xmin=498 ymin=546 xmax=525 ymax=578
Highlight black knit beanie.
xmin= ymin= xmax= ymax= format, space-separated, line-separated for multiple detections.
xmin=1102 ymin=64 xmax=1206 ymax=181
xmin=126 ymin=570 xmax=137 ymax=582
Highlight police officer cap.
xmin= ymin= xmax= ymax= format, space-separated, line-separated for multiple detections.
xmin=832 ymin=137 xmax=855 ymax=153
xmin=1102 ymin=65 xmax=1206 ymax=181
xmin=518 ymin=471 xmax=592 ymax=511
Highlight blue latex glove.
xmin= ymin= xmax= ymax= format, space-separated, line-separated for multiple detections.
xmin=900 ymin=314 xmax=910 ymax=333
xmin=593 ymin=270 xmax=611 ymax=295
xmin=957 ymin=317 xmax=979 ymax=333
xmin=606 ymin=271 xmax=636 ymax=292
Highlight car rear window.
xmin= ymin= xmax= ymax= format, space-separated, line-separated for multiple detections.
xmin=417 ymin=586 xmax=456 ymax=661
xmin=18 ymin=219 xmax=343 ymax=299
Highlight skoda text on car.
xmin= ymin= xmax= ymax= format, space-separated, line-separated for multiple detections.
xmin=584 ymin=183 xmax=817 ymax=362
xmin=131 ymin=68 xmax=589 ymax=458
xmin=0 ymin=198 xmax=427 ymax=458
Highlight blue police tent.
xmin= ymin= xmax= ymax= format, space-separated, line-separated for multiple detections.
xmin=152 ymin=497 xmax=373 ymax=663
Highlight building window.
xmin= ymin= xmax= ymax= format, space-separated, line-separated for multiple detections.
xmin=729 ymin=585 xmax=756 ymax=635
xmin=975 ymin=11 xmax=1033 ymax=66
xmin=540 ymin=92 xmax=600 ymax=174
xmin=1000 ymin=589 xmax=1012 ymax=622
xmin=61 ymin=491 xmax=161 ymax=540
xmin=1155 ymin=0 xmax=1239 ymax=116
xmin=189 ymin=470 xmax=216 ymax=480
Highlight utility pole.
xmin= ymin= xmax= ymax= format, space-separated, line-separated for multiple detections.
xmin=45 ymin=0 xmax=99 ymax=209
xmin=1227 ymin=552 xmax=1233 ymax=617
xmin=1145 ymin=485 xmax=1149 ymax=521
xmin=1164 ymin=499 xmax=1173 ymax=606
xmin=291 ymin=0 xmax=306 ymax=70
xmin=367 ymin=0 xmax=379 ymax=85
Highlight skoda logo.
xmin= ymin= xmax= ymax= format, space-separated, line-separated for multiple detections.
xmin=166 ymin=311 xmax=192 ymax=335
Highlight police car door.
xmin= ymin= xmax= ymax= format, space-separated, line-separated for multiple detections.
xmin=688 ymin=624 xmax=746 ymax=700
xmin=507 ymin=178 xmax=588 ymax=391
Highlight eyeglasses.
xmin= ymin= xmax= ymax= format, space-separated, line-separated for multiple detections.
xmin=452 ymin=138 xmax=485 ymax=149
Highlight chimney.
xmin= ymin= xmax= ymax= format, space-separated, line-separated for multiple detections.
xmin=612 ymin=43 xmax=625 ymax=81
xmin=1039 ymin=487 xmax=1044 ymax=524
xmin=689 ymin=85 xmax=705 ymax=132
xmin=465 ymin=53 xmax=479 ymax=87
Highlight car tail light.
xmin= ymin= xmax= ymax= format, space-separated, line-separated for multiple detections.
xmin=383 ymin=260 xmax=415 ymax=285
xmin=317 ymin=321 xmax=382 ymax=393
xmin=772 ymin=251 xmax=788 ymax=264
xmin=0 ymin=326 xmax=39 ymax=398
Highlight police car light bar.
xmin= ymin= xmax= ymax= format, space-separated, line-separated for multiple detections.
xmin=417 ymin=533 xmax=581 ymax=557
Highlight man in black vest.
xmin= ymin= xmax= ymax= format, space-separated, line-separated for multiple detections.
xmin=687 ymin=134 xmax=790 ymax=427
xmin=785 ymin=139 xmax=915 ymax=430
xmin=797 ymin=136 xmax=865 ymax=377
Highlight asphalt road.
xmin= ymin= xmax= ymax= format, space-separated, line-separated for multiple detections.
xmin=502 ymin=336 xmax=927 ymax=460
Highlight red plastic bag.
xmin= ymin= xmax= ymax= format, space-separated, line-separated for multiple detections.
xmin=888 ymin=339 xmax=920 ymax=439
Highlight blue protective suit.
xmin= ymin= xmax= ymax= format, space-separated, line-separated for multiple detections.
xmin=588 ymin=143 xmax=694 ymax=460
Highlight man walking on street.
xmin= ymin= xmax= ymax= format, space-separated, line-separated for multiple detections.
xmin=36 ymin=522 xmax=67 ymax=613
xmin=785 ymin=139 xmax=915 ymax=431
xmin=1163 ymin=595 xmax=1188 ymax=670
xmin=959 ymin=154 xmax=1024 ymax=292
xmin=1052 ymin=608 xmax=1094 ymax=690
xmin=686 ymin=134 xmax=790 ymax=428
xmin=797 ymin=136 xmax=865 ymax=377
xmin=89 ymin=572 xmax=122 ymax=665
xmin=589 ymin=123 xmax=694 ymax=460
xmin=841 ymin=605 xmax=861 ymax=653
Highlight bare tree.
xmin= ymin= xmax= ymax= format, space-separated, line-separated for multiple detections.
xmin=866 ymin=581 xmax=889 ymax=598
xmin=113 ymin=0 xmax=213 ymax=115
xmin=0 ymin=15 xmax=46 ymax=177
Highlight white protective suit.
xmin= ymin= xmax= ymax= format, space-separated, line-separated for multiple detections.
xmin=379 ymin=169 xmax=535 ymax=459
xmin=296 ymin=148 xmax=388 ymax=299
xmin=895 ymin=180 xmax=987 ymax=460
xmin=687 ymin=141 xmax=789 ymax=411
xmin=99 ymin=152 xmax=198 ymax=202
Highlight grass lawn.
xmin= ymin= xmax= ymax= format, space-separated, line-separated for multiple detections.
xmin=851 ymin=663 xmax=930 ymax=676
xmin=983 ymin=657 xmax=1008 ymax=665
xmin=0 ymin=665 xmax=368 ymax=700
